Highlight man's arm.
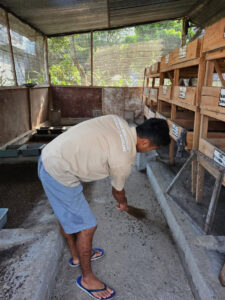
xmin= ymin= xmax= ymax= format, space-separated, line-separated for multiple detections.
xmin=112 ymin=187 xmax=128 ymax=212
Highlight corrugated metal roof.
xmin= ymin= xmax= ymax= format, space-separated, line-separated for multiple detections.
xmin=0 ymin=0 xmax=224 ymax=36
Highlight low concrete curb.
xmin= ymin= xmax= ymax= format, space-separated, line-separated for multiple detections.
xmin=146 ymin=161 xmax=225 ymax=300
xmin=0 ymin=199 xmax=64 ymax=300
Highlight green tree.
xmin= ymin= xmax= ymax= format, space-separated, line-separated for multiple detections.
xmin=47 ymin=20 xmax=183 ymax=86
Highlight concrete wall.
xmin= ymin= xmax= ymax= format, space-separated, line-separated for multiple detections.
xmin=0 ymin=86 xmax=142 ymax=146
xmin=30 ymin=88 xmax=49 ymax=129
xmin=52 ymin=86 xmax=142 ymax=119
xmin=52 ymin=87 xmax=102 ymax=118
xmin=0 ymin=87 xmax=49 ymax=147
xmin=102 ymin=87 xmax=142 ymax=118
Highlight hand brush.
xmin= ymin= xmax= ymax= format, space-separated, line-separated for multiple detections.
xmin=126 ymin=205 xmax=147 ymax=219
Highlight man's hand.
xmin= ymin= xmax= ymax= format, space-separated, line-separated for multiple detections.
xmin=116 ymin=201 xmax=128 ymax=212
xmin=112 ymin=187 xmax=128 ymax=212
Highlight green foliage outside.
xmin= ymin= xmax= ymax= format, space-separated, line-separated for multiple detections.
xmin=46 ymin=20 xmax=194 ymax=87
xmin=0 ymin=19 xmax=199 ymax=87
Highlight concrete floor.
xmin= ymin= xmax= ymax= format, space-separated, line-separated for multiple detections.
xmin=51 ymin=166 xmax=194 ymax=300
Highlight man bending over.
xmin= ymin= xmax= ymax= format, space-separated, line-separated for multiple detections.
xmin=38 ymin=115 xmax=170 ymax=299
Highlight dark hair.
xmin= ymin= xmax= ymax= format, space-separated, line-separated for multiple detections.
xmin=136 ymin=118 xmax=170 ymax=146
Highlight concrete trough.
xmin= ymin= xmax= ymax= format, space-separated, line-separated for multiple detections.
xmin=19 ymin=144 xmax=45 ymax=156
xmin=36 ymin=127 xmax=50 ymax=135
xmin=49 ymin=127 xmax=63 ymax=134
xmin=0 ymin=208 xmax=8 ymax=229
xmin=29 ymin=133 xmax=57 ymax=143
xmin=0 ymin=145 xmax=21 ymax=158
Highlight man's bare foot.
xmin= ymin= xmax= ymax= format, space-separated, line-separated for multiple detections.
xmin=81 ymin=275 xmax=114 ymax=299
xmin=73 ymin=249 xmax=103 ymax=265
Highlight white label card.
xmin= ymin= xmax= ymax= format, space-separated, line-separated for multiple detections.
xmin=151 ymin=89 xmax=156 ymax=96
xmin=172 ymin=124 xmax=179 ymax=137
xmin=165 ymin=54 xmax=169 ymax=64
xmin=219 ymin=88 xmax=225 ymax=107
xmin=162 ymin=86 xmax=167 ymax=95
xmin=179 ymin=87 xmax=186 ymax=99
xmin=179 ymin=46 xmax=187 ymax=58
xmin=213 ymin=149 xmax=225 ymax=167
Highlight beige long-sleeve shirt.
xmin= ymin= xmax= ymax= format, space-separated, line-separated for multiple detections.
xmin=41 ymin=115 xmax=137 ymax=191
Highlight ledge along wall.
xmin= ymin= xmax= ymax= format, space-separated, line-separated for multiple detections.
xmin=0 ymin=87 xmax=49 ymax=147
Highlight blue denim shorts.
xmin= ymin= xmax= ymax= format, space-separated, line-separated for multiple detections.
xmin=38 ymin=156 xmax=97 ymax=234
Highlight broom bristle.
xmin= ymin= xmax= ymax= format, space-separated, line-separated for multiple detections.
xmin=127 ymin=205 xmax=147 ymax=219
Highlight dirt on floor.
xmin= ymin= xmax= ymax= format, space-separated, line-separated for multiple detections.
xmin=0 ymin=162 xmax=43 ymax=228
xmin=51 ymin=165 xmax=194 ymax=300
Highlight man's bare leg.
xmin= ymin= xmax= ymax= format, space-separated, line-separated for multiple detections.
xmin=76 ymin=226 xmax=114 ymax=299
xmin=60 ymin=224 xmax=79 ymax=264
xmin=60 ymin=224 xmax=103 ymax=265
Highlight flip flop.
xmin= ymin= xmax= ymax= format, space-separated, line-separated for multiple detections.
xmin=76 ymin=275 xmax=116 ymax=300
xmin=69 ymin=248 xmax=104 ymax=267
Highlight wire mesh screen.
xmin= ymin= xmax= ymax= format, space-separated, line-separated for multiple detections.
xmin=9 ymin=14 xmax=47 ymax=85
xmin=48 ymin=34 xmax=91 ymax=86
xmin=93 ymin=20 xmax=182 ymax=86
xmin=47 ymin=20 xmax=182 ymax=86
xmin=0 ymin=9 xmax=14 ymax=86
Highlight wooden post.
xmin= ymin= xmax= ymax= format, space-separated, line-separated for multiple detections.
xmin=191 ymin=108 xmax=201 ymax=195
xmin=169 ymin=68 xmax=179 ymax=165
xmin=27 ymin=88 xmax=32 ymax=130
xmin=169 ymin=138 xmax=175 ymax=165
xmin=157 ymin=100 xmax=162 ymax=113
xmin=91 ymin=31 xmax=93 ymax=86
xmin=5 ymin=10 xmax=18 ymax=86
xmin=44 ymin=36 xmax=51 ymax=85
xmin=159 ymin=72 xmax=164 ymax=85
xmin=191 ymin=53 xmax=206 ymax=195
xmin=152 ymin=77 xmax=155 ymax=88
xmin=196 ymin=115 xmax=209 ymax=202
xmin=204 ymin=60 xmax=214 ymax=86
xmin=181 ymin=17 xmax=188 ymax=46
xmin=44 ymin=36 xmax=53 ymax=111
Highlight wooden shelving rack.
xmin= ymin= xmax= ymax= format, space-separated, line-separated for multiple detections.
xmin=158 ymin=37 xmax=203 ymax=168
xmin=143 ymin=62 xmax=161 ymax=119
xmin=195 ymin=18 xmax=225 ymax=234
xmin=145 ymin=17 xmax=225 ymax=235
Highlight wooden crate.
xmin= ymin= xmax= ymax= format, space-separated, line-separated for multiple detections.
xmin=150 ymin=62 xmax=160 ymax=75
xmin=173 ymin=86 xmax=196 ymax=106
xmin=201 ymin=87 xmax=225 ymax=114
xmin=199 ymin=137 xmax=225 ymax=185
xmin=160 ymin=53 xmax=171 ymax=71
xmin=158 ymin=85 xmax=172 ymax=102
xmin=171 ymin=38 xmax=202 ymax=65
xmin=144 ymin=105 xmax=155 ymax=119
xmin=150 ymin=88 xmax=158 ymax=102
xmin=156 ymin=111 xmax=169 ymax=120
xmin=167 ymin=119 xmax=194 ymax=149
xmin=203 ymin=18 xmax=225 ymax=53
